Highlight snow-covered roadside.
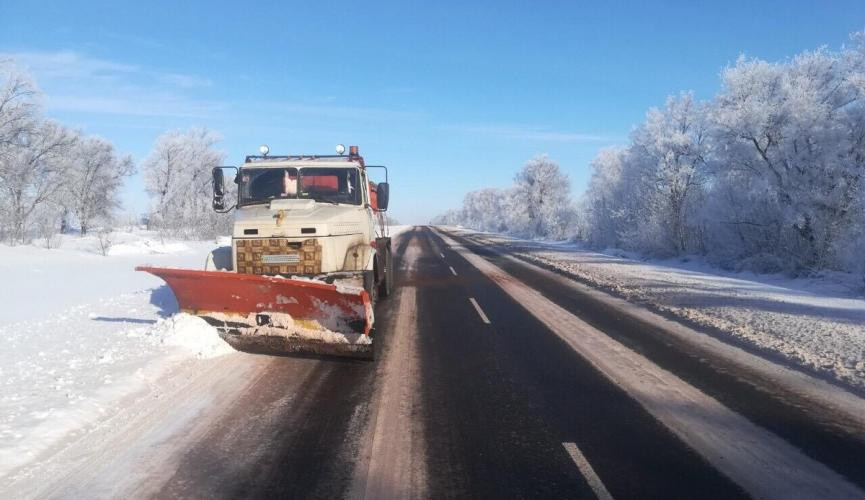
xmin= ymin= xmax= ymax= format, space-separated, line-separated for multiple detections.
xmin=0 ymin=230 xmax=234 ymax=478
xmin=1 ymin=226 xmax=412 ymax=479
xmin=455 ymin=229 xmax=865 ymax=391
xmin=0 ymin=231 xmax=227 ymax=324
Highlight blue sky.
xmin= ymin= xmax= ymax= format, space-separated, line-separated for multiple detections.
xmin=1 ymin=1 xmax=863 ymax=223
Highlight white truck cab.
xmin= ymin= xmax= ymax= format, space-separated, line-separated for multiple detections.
xmin=209 ymin=145 xmax=393 ymax=302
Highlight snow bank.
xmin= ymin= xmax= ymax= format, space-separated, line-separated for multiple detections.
xmin=0 ymin=230 xmax=217 ymax=324
xmin=0 ymin=230 xmax=232 ymax=479
xmin=50 ymin=229 xmax=194 ymax=256
xmin=107 ymin=240 xmax=189 ymax=256
xmin=0 ymin=293 xmax=236 ymax=478
xmin=149 ymin=314 xmax=234 ymax=358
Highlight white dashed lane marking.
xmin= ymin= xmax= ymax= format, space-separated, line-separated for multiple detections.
xmin=562 ymin=442 xmax=614 ymax=500
xmin=468 ymin=297 xmax=491 ymax=324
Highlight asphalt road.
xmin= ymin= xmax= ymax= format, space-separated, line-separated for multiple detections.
xmin=18 ymin=226 xmax=865 ymax=499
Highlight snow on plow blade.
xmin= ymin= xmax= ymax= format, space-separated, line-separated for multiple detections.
xmin=136 ymin=266 xmax=374 ymax=359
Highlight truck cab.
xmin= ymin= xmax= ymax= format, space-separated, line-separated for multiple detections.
xmin=209 ymin=145 xmax=393 ymax=302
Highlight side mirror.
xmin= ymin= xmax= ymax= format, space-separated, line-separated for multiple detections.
xmin=212 ymin=167 xmax=226 ymax=210
xmin=376 ymin=182 xmax=390 ymax=211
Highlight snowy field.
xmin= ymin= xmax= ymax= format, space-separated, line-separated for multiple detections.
xmin=0 ymin=226 xmax=410 ymax=479
xmin=459 ymin=230 xmax=865 ymax=391
xmin=0 ymin=230 xmax=234 ymax=477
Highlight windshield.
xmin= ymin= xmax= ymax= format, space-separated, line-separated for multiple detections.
xmin=238 ymin=167 xmax=362 ymax=206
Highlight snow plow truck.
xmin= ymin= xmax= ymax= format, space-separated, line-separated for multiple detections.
xmin=137 ymin=144 xmax=392 ymax=359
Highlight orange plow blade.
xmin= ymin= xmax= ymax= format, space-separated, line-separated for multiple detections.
xmin=136 ymin=266 xmax=374 ymax=359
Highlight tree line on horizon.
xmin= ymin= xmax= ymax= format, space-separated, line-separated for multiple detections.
xmin=434 ymin=31 xmax=865 ymax=276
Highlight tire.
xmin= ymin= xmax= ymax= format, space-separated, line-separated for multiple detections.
xmin=379 ymin=245 xmax=394 ymax=298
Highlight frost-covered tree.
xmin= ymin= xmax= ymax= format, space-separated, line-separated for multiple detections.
xmin=0 ymin=62 xmax=36 ymax=150
xmin=709 ymin=44 xmax=865 ymax=271
xmin=31 ymin=198 xmax=64 ymax=248
xmin=513 ymin=154 xmax=573 ymax=239
xmin=632 ymin=93 xmax=710 ymax=254
xmin=60 ymin=135 xmax=135 ymax=235
xmin=430 ymin=208 xmax=463 ymax=226
xmin=581 ymin=147 xmax=629 ymax=248
xmin=0 ymin=120 xmax=76 ymax=244
xmin=438 ymin=30 xmax=865 ymax=275
xmin=0 ymin=62 xmax=133 ymax=244
xmin=434 ymin=155 xmax=577 ymax=239
xmin=581 ymin=95 xmax=710 ymax=255
xmin=461 ymin=188 xmax=508 ymax=233
xmin=142 ymin=128 xmax=229 ymax=239
xmin=580 ymin=29 xmax=865 ymax=274
xmin=498 ymin=186 xmax=533 ymax=235
xmin=0 ymin=62 xmax=39 ymax=242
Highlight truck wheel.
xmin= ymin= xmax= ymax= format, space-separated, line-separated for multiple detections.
xmin=379 ymin=246 xmax=393 ymax=297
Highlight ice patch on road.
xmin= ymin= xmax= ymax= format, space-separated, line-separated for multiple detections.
xmin=149 ymin=314 xmax=235 ymax=358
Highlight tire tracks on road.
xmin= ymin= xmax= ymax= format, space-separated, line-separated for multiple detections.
xmin=350 ymin=231 xmax=427 ymax=500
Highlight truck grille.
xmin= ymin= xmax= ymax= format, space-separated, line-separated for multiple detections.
xmin=261 ymin=254 xmax=301 ymax=264
xmin=235 ymin=238 xmax=322 ymax=275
